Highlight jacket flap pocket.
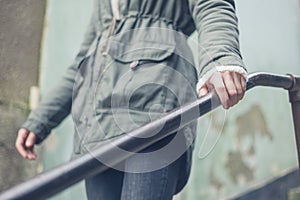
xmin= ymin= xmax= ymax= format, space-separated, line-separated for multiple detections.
xmin=108 ymin=28 xmax=176 ymax=63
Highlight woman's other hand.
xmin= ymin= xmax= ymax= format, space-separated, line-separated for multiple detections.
xmin=15 ymin=128 xmax=37 ymax=160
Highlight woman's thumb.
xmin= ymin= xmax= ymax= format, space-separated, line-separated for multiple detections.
xmin=198 ymin=85 xmax=209 ymax=97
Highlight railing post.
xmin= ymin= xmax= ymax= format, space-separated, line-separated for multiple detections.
xmin=288 ymin=74 xmax=300 ymax=167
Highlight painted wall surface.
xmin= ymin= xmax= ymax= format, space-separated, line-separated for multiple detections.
xmin=182 ymin=0 xmax=300 ymax=199
xmin=39 ymin=0 xmax=300 ymax=199
xmin=39 ymin=0 xmax=92 ymax=199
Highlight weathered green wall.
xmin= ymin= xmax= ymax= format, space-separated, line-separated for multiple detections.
xmin=0 ymin=0 xmax=46 ymax=191
xmin=39 ymin=0 xmax=93 ymax=199
xmin=181 ymin=0 xmax=300 ymax=199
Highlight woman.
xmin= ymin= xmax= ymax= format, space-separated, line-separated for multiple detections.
xmin=16 ymin=0 xmax=247 ymax=199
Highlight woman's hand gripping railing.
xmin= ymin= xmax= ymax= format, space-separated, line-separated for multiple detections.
xmin=0 ymin=72 xmax=299 ymax=200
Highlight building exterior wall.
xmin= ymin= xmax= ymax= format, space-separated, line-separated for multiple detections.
xmin=182 ymin=0 xmax=300 ymax=199
xmin=0 ymin=0 xmax=46 ymax=191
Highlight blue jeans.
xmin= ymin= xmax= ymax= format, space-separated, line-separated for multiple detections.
xmin=85 ymin=136 xmax=192 ymax=200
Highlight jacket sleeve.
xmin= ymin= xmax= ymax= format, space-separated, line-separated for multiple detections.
xmin=189 ymin=0 xmax=246 ymax=77
xmin=21 ymin=8 xmax=100 ymax=144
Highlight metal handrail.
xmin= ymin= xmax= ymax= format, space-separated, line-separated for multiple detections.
xmin=0 ymin=72 xmax=299 ymax=200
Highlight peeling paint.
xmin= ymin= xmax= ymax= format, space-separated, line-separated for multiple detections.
xmin=235 ymin=104 xmax=273 ymax=154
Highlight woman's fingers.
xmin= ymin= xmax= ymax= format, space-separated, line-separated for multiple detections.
xmin=204 ymin=71 xmax=246 ymax=109
xmin=222 ymin=71 xmax=238 ymax=108
xmin=15 ymin=128 xmax=37 ymax=160
xmin=25 ymin=132 xmax=37 ymax=160
xmin=15 ymin=128 xmax=30 ymax=159
xmin=25 ymin=132 xmax=36 ymax=148
xmin=198 ymin=84 xmax=209 ymax=97
xmin=240 ymin=74 xmax=247 ymax=92
xmin=208 ymin=72 xmax=230 ymax=109
xmin=233 ymin=71 xmax=247 ymax=101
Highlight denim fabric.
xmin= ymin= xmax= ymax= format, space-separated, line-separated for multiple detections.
xmin=85 ymin=148 xmax=190 ymax=200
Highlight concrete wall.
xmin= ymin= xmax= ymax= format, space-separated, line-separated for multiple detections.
xmin=0 ymin=0 xmax=45 ymax=191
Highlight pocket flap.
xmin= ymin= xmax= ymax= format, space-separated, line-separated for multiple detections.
xmin=107 ymin=28 xmax=176 ymax=63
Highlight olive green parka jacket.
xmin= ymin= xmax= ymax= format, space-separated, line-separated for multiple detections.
xmin=22 ymin=0 xmax=245 ymax=155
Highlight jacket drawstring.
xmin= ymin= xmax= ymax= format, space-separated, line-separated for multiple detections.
xmin=111 ymin=0 xmax=121 ymax=21
xmin=102 ymin=0 xmax=121 ymax=56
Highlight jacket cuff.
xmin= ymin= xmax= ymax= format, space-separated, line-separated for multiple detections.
xmin=196 ymin=65 xmax=247 ymax=92
xmin=21 ymin=119 xmax=50 ymax=144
